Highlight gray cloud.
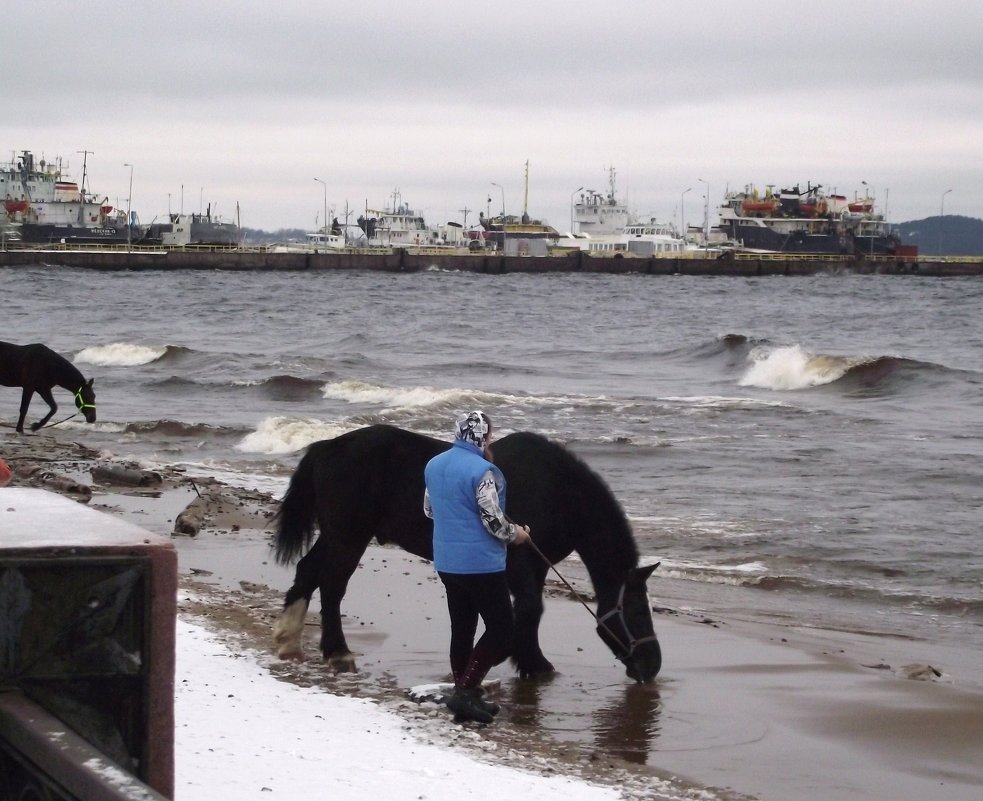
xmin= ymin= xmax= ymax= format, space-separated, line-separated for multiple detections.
xmin=5 ymin=1 xmax=982 ymax=230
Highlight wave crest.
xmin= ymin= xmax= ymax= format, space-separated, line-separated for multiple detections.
xmin=739 ymin=345 xmax=881 ymax=391
xmin=320 ymin=380 xmax=503 ymax=410
xmin=236 ymin=416 xmax=353 ymax=455
xmin=75 ymin=342 xmax=174 ymax=367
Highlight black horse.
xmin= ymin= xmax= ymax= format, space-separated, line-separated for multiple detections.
xmin=0 ymin=341 xmax=97 ymax=433
xmin=273 ymin=424 xmax=661 ymax=683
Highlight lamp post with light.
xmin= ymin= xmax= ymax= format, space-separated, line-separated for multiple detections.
xmin=569 ymin=186 xmax=583 ymax=234
xmin=314 ymin=177 xmax=328 ymax=234
xmin=123 ymin=162 xmax=133 ymax=249
xmin=697 ymin=178 xmax=709 ymax=243
xmin=491 ymin=182 xmax=506 ymax=253
xmin=940 ymin=188 xmax=952 ymax=256
xmin=680 ymin=187 xmax=691 ymax=238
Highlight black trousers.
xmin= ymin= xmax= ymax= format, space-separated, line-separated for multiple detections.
xmin=438 ymin=570 xmax=514 ymax=686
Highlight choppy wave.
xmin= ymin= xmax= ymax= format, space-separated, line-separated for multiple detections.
xmin=124 ymin=419 xmax=246 ymax=438
xmin=75 ymin=342 xmax=186 ymax=367
xmin=736 ymin=344 xmax=969 ymax=395
xmin=237 ymin=375 xmax=326 ymax=401
xmin=236 ymin=415 xmax=355 ymax=455
xmin=320 ymin=380 xmax=511 ymax=410
xmin=739 ymin=345 xmax=868 ymax=390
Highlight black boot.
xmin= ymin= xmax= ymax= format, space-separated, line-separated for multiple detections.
xmin=446 ymin=687 xmax=494 ymax=724
xmin=474 ymin=686 xmax=500 ymax=716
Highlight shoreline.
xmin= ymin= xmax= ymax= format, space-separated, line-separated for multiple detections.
xmin=3 ymin=429 xmax=983 ymax=800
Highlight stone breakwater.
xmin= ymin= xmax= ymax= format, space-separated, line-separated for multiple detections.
xmin=2 ymin=248 xmax=981 ymax=276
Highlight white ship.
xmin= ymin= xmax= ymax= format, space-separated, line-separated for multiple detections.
xmin=357 ymin=190 xmax=449 ymax=248
xmin=567 ymin=168 xmax=687 ymax=256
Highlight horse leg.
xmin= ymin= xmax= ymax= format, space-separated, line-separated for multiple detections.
xmin=15 ymin=387 xmax=35 ymax=433
xmin=273 ymin=541 xmax=322 ymax=660
xmin=29 ymin=387 xmax=57 ymax=432
xmin=509 ymin=557 xmax=556 ymax=678
xmin=315 ymin=537 xmax=370 ymax=673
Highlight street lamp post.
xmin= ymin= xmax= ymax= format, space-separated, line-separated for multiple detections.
xmin=123 ymin=162 xmax=133 ymax=249
xmin=681 ymin=187 xmax=691 ymax=238
xmin=697 ymin=178 xmax=709 ymax=243
xmin=569 ymin=186 xmax=583 ymax=234
xmin=940 ymin=188 xmax=952 ymax=256
xmin=314 ymin=177 xmax=327 ymax=233
xmin=491 ymin=182 xmax=506 ymax=253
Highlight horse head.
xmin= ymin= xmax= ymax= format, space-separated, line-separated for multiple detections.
xmin=76 ymin=378 xmax=97 ymax=423
xmin=595 ymin=563 xmax=661 ymax=683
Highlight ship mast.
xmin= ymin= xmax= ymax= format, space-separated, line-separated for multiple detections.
xmin=77 ymin=149 xmax=94 ymax=224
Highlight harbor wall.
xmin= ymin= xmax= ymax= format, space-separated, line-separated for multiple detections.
xmin=1 ymin=248 xmax=981 ymax=277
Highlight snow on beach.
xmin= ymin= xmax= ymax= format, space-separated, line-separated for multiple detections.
xmin=175 ymin=616 xmax=630 ymax=801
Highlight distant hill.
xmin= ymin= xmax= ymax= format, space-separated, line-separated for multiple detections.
xmin=896 ymin=215 xmax=983 ymax=257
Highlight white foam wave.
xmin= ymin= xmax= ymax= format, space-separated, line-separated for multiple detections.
xmin=236 ymin=416 xmax=352 ymax=455
xmin=320 ymin=380 xmax=505 ymax=410
xmin=75 ymin=342 xmax=167 ymax=367
xmin=739 ymin=344 xmax=860 ymax=391
xmin=661 ymin=395 xmax=791 ymax=410
xmin=170 ymin=459 xmax=290 ymax=497
xmin=658 ymin=558 xmax=769 ymax=586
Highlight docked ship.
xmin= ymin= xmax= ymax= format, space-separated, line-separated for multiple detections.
xmin=1 ymin=150 xmax=134 ymax=245
xmin=143 ymin=206 xmax=240 ymax=246
xmin=717 ymin=183 xmax=912 ymax=256
xmin=268 ymin=219 xmax=347 ymax=253
xmin=357 ymin=191 xmax=450 ymax=249
xmin=566 ymin=167 xmax=687 ymax=256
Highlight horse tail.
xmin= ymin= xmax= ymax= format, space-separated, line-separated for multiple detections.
xmin=273 ymin=445 xmax=322 ymax=565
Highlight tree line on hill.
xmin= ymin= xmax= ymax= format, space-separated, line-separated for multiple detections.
xmin=895 ymin=215 xmax=983 ymax=257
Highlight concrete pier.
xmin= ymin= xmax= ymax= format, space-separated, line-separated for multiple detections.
xmin=1 ymin=247 xmax=981 ymax=277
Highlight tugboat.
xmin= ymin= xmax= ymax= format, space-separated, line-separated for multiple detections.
xmin=717 ymin=182 xmax=911 ymax=256
xmin=1 ymin=150 xmax=135 ymax=245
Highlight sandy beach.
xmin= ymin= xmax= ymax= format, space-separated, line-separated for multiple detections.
xmin=3 ymin=428 xmax=982 ymax=801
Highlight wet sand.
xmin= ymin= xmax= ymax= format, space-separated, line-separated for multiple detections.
xmin=3 ymin=429 xmax=983 ymax=801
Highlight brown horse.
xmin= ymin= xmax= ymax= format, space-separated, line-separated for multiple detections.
xmin=0 ymin=341 xmax=97 ymax=433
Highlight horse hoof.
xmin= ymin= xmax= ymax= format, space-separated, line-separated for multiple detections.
xmin=516 ymin=659 xmax=556 ymax=679
xmin=277 ymin=646 xmax=306 ymax=661
xmin=326 ymin=655 xmax=358 ymax=673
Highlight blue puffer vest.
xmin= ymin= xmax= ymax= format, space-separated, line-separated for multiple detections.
xmin=425 ymin=439 xmax=508 ymax=574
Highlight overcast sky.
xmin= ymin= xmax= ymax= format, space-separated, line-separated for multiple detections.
xmin=6 ymin=1 xmax=981 ymax=233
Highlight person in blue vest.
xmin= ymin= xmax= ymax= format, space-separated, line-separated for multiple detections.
xmin=424 ymin=410 xmax=530 ymax=724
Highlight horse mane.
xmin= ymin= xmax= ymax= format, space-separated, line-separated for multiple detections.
xmin=499 ymin=432 xmax=640 ymax=579
xmin=51 ymin=347 xmax=87 ymax=391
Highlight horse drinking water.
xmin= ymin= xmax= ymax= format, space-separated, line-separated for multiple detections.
xmin=273 ymin=424 xmax=661 ymax=683
xmin=0 ymin=342 xmax=97 ymax=433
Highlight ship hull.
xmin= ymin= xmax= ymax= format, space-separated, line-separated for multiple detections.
xmin=722 ymin=221 xmax=900 ymax=256
xmin=18 ymin=222 xmax=130 ymax=245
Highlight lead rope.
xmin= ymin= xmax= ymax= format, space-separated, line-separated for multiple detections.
xmin=43 ymin=387 xmax=96 ymax=429
xmin=523 ymin=536 xmax=636 ymax=660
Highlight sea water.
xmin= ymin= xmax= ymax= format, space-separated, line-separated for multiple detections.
xmin=3 ymin=265 xmax=981 ymax=660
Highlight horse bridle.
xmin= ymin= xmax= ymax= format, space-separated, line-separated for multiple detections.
xmin=74 ymin=386 xmax=96 ymax=413
xmin=595 ymin=579 xmax=660 ymax=665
